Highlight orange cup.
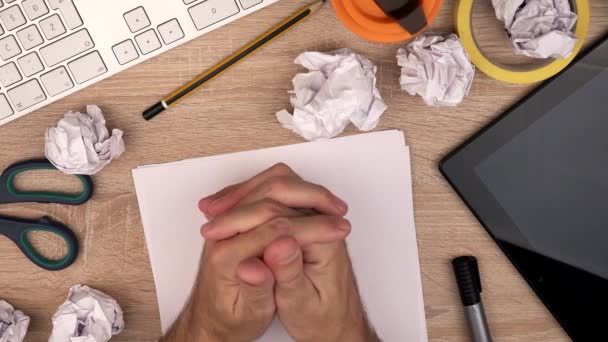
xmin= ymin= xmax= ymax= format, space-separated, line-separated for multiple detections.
xmin=331 ymin=0 xmax=443 ymax=43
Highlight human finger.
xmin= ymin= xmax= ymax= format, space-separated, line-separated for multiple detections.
xmin=215 ymin=216 xmax=351 ymax=269
xmin=236 ymin=257 xmax=276 ymax=311
xmin=204 ymin=163 xmax=300 ymax=217
xmin=303 ymin=241 xmax=349 ymax=268
xmin=201 ymin=200 xmax=300 ymax=241
xmin=199 ymin=184 xmax=240 ymax=216
xmin=236 ymin=177 xmax=349 ymax=217
xmin=263 ymin=237 xmax=316 ymax=298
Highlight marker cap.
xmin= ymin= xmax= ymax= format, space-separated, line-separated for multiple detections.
xmin=452 ymin=256 xmax=483 ymax=306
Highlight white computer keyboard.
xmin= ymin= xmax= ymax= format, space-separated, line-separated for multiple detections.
xmin=0 ymin=0 xmax=279 ymax=126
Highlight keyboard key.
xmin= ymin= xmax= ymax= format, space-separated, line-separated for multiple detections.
xmin=188 ymin=0 xmax=239 ymax=31
xmin=239 ymin=0 xmax=263 ymax=10
xmin=0 ymin=25 xmax=3 ymax=35
xmin=0 ymin=94 xmax=14 ymax=120
xmin=158 ymin=19 xmax=184 ymax=45
xmin=112 ymin=39 xmax=138 ymax=65
xmin=40 ymin=29 xmax=93 ymax=67
xmin=17 ymin=25 xmax=44 ymax=50
xmin=0 ymin=61 xmax=20 ymax=86
xmin=135 ymin=29 xmax=161 ymax=55
xmin=183 ymin=0 xmax=198 ymax=4
xmin=39 ymin=14 xmax=66 ymax=40
xmin=7 ymin=79 xmax=46 ymax=111
xmin=67 ymin=50 xmax=106 ymax=84
xmin=47 ymin=0 xmax=82 ymax=29
xmin=41 ymin=66 xmax=73 ymax=96
xmin=124 ymin=7 xmax=150 ymax=33
xmin=18 ymin=52 xmax=43 ymax=77
xmin=0 ymin=35 xmax=20 ymax=60
xmin=0 ymin=5 xmax=26 ymax=31
xmin=22 ymin=0 xmax=49 ymax=20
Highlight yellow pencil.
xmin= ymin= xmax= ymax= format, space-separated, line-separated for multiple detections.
xmin=143 ymin=0 xmax=326 ymax=120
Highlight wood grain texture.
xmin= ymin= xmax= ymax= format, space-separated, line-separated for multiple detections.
xmin=0 ymin=1 xmax=606 ymax=341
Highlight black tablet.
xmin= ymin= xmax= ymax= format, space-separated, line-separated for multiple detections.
xmin=440 ymin=34 xmax=608 ymax=342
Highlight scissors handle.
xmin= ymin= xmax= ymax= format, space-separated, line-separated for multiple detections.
xmin=0 ymin=159 xmax=94 ymax=205
xmin=0 ymin=215 xmax=78 ymax=271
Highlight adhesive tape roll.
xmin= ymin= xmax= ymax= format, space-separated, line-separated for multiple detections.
xmin=455 ymin=0 xmax=590 ymax=84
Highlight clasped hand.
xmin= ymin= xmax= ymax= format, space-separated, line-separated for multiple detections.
xmin=162 ymin=164 xmax=378 ymax=342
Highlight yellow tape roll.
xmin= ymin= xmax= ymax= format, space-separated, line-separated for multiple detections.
xmin=456 ymin=0 xmax=590 ymax=84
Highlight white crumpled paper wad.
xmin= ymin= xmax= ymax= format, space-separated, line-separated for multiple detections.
xmin=397 ymin=34 xmax=475 ymax=106
xmin=46 ymin=105 xmax=125 ymax=175
xmin=49 ymin=285 xmax=124 ymax=342
xmin=492 ymin=0 xmax=578 ymax=59
xmin=276 ymin=49 xmax=387 ymax=141
xmin=0 ymin=300 xmax=29 ymax=342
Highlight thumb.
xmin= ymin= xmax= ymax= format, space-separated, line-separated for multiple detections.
xmin=264 ymin=237 xmax=316 ymax=299
xmin=236 ymin=257 xmax=276 ymax=313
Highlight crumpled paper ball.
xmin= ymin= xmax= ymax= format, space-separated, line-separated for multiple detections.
xmin=276 ymin=49 xmax=387 ymax=141
xmin=49 ymin=285 xmax=124 ymax=342
xmin=0 ymin=300 xmax=29 ymax=342
xmin=492 ymin=0 xmax=578 ymax=59
xmin=45 ymin=105 xmax=125 ymax=175
xmin=397 ymin=34 xmax=475 ymax=106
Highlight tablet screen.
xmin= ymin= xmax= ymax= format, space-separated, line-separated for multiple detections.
xmin=475 ymin=67 xmax=608 ymax=280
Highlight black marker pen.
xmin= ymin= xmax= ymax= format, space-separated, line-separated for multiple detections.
xmin=452 ymin=256 xmax=493 ymax=342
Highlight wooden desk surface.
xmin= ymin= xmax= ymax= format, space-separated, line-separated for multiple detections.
xmin=0 ymin=1 xmax=606 ymax=341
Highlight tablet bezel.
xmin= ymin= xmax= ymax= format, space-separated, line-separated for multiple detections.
xmin=439 ymin=34 xmax=608 ymax=341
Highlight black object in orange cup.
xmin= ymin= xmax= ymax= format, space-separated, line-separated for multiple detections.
xmin=331 ymin=0 xmax=443 ymax=43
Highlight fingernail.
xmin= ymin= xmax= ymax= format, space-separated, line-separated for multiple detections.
xmin=334 ymin=197 xmax=348 ymax=213
xmin=203 ymin=187 xmax=232 ymax=205
xmin=201 ymin=222 xmax=214 ymax=234
xmin=276 ymin=248 xmax=299 ymax=265
xmin=201 ymin=191 xmax=220 ymax=202
xmin=208 ymin=196 xmax=227 ymax=211
xmin=338 ymin=218 xmax=351 ymax=232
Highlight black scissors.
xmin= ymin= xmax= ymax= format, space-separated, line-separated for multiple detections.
xmin=0 ymin=159 xmax=94 ymax=271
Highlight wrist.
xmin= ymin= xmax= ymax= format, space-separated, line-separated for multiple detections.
xmin=161 ymin=301 xmax=223 ymax=342
xmin=339 ymin=294 xmax=380 ymax=342
xmin=187 ymin=301 xmax=225 ymax=342
xmin=339 ymin=319 xmax=380 ymax=342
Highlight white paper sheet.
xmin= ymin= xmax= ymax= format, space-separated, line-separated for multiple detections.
xmin=132 ymin=131 xmax=427 ymax=342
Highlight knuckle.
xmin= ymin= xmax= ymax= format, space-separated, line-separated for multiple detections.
xmin=259 ymin=199 xmax=285 ymax=217
xmin=262 ymin=177 xmax=288 ymax=197
xmin=266 ymin=217 xmax=291 ymax=236
xmin=270 ymin=162 xmax=293 ymax=176
xmin=314 ymin=184 xmax=334 ymax=202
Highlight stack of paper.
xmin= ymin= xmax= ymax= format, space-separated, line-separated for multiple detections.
xmin=132 ymin=130 xmax=427 ymax=341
